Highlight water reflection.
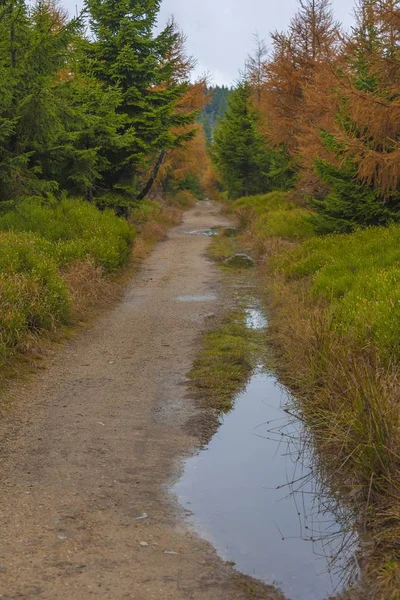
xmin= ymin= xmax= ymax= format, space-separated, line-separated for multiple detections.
xmin=174 ymin=309 xmax=358 ymax=600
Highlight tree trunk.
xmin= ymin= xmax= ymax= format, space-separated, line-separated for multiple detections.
xmin=137 ymin=150 xmax=167 ymax=202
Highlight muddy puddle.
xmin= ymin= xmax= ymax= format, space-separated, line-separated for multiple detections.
xmin=174 ymin=306 xmax=358 ymax=600
xmin=183 ymin=226 xmax=237 ymax=238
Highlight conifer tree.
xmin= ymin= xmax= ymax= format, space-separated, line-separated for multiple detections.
xmin=0 ymin=0 xmax=33 ymax=200
xmin=84 ymin=0 xmax=198 ymax=208
xmin=310 ymin=0 xmax=400 ymax=230
xmin=212 ymin=82 xmax=272 ymax=199
xmin=0 ymin=0 xmax=80 ymax=201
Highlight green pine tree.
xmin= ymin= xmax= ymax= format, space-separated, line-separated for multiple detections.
xmin=84 ymin=0 xmax=198 ymax=209
xmin=212 ymin=82 xmax=272 ymax=199
xmin=0 ymin=0 xmax=81 ymax=202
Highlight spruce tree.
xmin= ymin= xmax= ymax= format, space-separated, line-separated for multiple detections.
xmin=0 ymin=0 xmax=80 ymax=201
xmin=84 ymin=0 xmax=198 ymax=207
xmin=212 ymin=82 xmax=272 ymax=199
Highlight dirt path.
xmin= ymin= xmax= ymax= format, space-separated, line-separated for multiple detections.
xmin=0 ymin=203 xmax=281 ymax=600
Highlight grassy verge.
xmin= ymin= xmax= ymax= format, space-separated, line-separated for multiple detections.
xmin=0 ymin=195 xmax=182 ymax=384
xmin=229 ymin=192 xmax=400 ymax=598
xmin=207 ymin=235 xmax=236 ymax=263
xmin=189 ymin=312 xmax=262 ymax=414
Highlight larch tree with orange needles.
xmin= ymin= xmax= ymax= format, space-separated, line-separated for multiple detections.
xmin=155 ymin=79 xmax=211 ymax=199
xmin=309 ymin=0 xmax=400 ymax=231
xmin=253 ymin=0 xmax=340 ymax=196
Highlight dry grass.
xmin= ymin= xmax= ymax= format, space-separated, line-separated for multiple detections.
xmin=61 ymin=259 xmax=114 ymax=322
xmin=264 ymin=276 xmax=400 ymax=598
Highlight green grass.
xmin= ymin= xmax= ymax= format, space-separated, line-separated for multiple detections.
xmin=229 ymin=190 xmax=400 ymax=595
xmin=273 ymin=223 xmax=400 ymax=355
xmin=0 ymin=196 xmax=134 ymax=271
xmin=232 ymin=192 xmax=316 ymax=242
xmin=189 ymin=313 xmax=261 ymax=413
xmin=232 ymin=190 xmax=291 ymax=216
xmin=253 ymin=207 xmax=315 ymax=241
xmin=0 ymin=196 xmax=135 ymax=363
xmin=207 ymin=235 xmax=236 ymax=262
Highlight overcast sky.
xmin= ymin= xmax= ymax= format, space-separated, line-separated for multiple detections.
xmin=65 ymin=0 xmax=355 ymax=86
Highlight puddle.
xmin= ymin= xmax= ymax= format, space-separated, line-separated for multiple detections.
xmin=174 ymin=308 xmax=357 ymax=600
xmin=176 ymin=294 xmax=217 ymax=302
xmin=183 ymin=228 xmax=219 ymax=237
xmin=245 ymin=307 xmax=268 ymax=330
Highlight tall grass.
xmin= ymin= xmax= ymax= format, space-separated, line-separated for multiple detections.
xmin=0 ymin=196 xmax=134 ymax=364
xmin=231 ymin=192 xmax=316 ymax=255
xmin=0 ymin=197 xmax=134 ymax=270
xmin=231 ymin=191 xmax=400 ymax=597
xmin=274 ymin=224 xmax=400 ymax=356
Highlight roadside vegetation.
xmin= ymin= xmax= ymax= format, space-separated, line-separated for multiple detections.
xmin=0 ymin=196 xmax=187 ymax=375
xmin=208 ymin=0 xmax=400 ymax=597
xmin=0 ymin=0 xmax=214 ymax=381
xmin=190 ymin=311 xmax=264 ymax=414
xmin=228 ymin=193 xmax=400 ymax=598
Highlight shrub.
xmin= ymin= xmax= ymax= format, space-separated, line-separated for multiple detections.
xmin=0 ymin=197 xmax=134 ymax=271
xmin=0 ymin=232 xmax=71 ymax=359
xmin=129 ymin=199 xmax=163 ymax=225
xmin=170 ymin=190 xmax=197 ymax=208
xmin=0 ymin=196 xmax=135 ymax=364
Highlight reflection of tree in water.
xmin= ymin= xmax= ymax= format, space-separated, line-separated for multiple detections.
xmin=256 ymin=398 xmax=360 ymax=594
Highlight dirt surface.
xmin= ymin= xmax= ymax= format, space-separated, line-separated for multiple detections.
xmin=0 ymin=202 xmax=283 ymax=600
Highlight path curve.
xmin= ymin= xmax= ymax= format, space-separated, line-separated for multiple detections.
xmin=0 ymin=203 xmax=282 ymax=600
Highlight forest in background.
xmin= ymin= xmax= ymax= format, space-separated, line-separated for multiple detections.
xmin=198 ymin=86 xmax=231 ymax=143
xmin=210 ymin=1 xmax=400 ymax=597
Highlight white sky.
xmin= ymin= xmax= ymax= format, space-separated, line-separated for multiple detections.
xmin=64 ymin=0 xmax=356 ymax=86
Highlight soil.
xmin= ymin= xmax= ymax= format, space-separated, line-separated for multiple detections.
xmin=0 ymin=202 xmax=284 ymax=600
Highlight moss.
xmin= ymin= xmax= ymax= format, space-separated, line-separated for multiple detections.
xmin=190 ymin=312 xmax=264 ymax=414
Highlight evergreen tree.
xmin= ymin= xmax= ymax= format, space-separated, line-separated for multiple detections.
xmin=312 ymin=137 xmax=399 ymax=233
xmin=310 ymin=0 xmax=400 ymax=231
xmin=198 ymin=85 xmax=231 ymax=143
xmin=212 ymin=82 xmax=272 ymax=199
xmin=0 ymin=0 xmax=33 ymax=200
xmin=84 ymin=0 xmax=198 ymax=208
xmin=0 ymin=0 xmax=80 ymax=201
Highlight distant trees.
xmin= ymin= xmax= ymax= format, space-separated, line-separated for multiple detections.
xmin=155 ymin=79 xmax=211 ymax=198
xmin=0 ymin=0 xmax=205 ymax=210
xmin=213 ymin=0 xmax=400 ymax=232
xmin=198 ymin=85 xmax=231 ymax=142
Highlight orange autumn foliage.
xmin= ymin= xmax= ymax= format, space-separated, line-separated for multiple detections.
xmin=156 ymin=81 xmax=213 ymax=198
xmin=245 ymin=0 xmax=400 ymax=200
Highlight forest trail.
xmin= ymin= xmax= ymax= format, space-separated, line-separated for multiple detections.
xmin=0 ymin=202 xmax=281 ymax=600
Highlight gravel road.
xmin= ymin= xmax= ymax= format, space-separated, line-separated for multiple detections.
xmin=0 ymin=202 xmax=283 ymax=600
